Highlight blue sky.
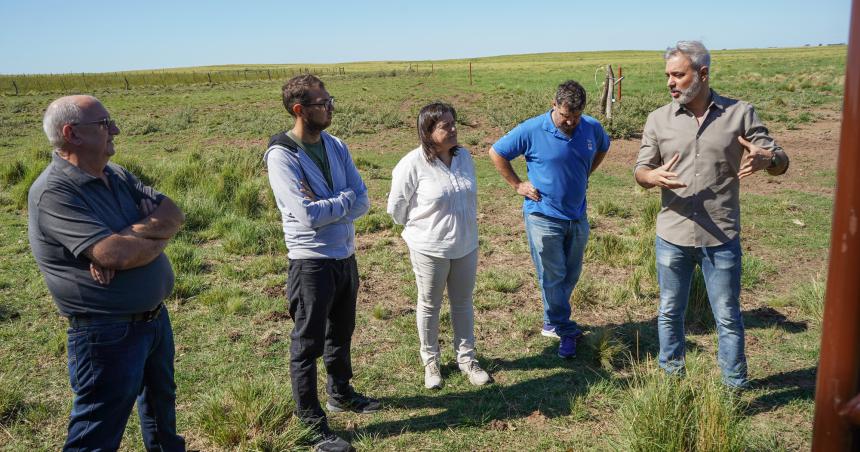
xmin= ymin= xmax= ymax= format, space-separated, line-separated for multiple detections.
xmin=0 ymin=0 xmax=851 ymax=74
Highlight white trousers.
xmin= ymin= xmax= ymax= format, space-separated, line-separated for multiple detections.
xmin=409 ymin=247 xmax=478 ymax=367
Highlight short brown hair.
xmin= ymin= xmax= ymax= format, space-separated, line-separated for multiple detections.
xmin=282 ymin=74 xmax=326 ymax=117
xmin=555 ymin=80 xmax=586 ymax=112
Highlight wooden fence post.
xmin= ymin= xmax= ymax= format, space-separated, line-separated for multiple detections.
xmin=618 ymin=66 xmax=623 ymax=102
xmin=469 ymin=62 xmax=472 ymax=85
xmin=599 ymin=71 xmax=609 ymax=114
xmin=605 ymin=65 xmax=615 ymax=120
xmin=124 ymin=77 xmax=130 ymax=90
xmin=12 ymin=80 xmax=18 ymax=96
xmin=207 ymin=72 xmax=212 ymax=84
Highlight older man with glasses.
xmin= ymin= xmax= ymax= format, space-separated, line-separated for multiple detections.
xmin=28 ymin=95 xmax=186 ymax=450
xmin=264 ymin=74 xmax=378 ymax=452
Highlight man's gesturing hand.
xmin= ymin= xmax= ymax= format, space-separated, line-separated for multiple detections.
xmin=646 ymin=153 xmax=687 ymax=189
xmin=737 ymin=136 xmax=773 ymax=179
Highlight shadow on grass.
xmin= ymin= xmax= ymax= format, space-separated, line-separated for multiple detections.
xmin=747 ymin=367 xmax=817 ymax=415
xmin=364 ymin=344 xmax=610 ymax=438
xmin=357 ymin=312 xmax=810 ymax=439
xmin=361 ymin=318 xmax=663 ymax=439
xmin=743 ymin=306 xmax=808 ymax=333
xmin=0 ymin=303 xmax=20 ymax=322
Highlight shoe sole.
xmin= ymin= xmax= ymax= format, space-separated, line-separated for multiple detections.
xmin=325 ymin=401 xmax=381 ymax=414
xmin=540 ymin=330 xmax=560 ymax=339
xmin=425 ymin=383 xmax=443 ymax=390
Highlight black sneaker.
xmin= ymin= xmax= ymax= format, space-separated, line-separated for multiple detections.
xmin=326 ymin=391 xmax=382 ymax=414
xmin=307 ymin=422 xmax=354 ymax=452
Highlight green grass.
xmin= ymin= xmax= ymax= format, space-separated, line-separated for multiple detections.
xmin=0 ymin=47 xmax=839 ymax=450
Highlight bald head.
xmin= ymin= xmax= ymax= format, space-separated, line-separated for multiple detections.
xmin=43 ymin=95 xmax=100 ymax=148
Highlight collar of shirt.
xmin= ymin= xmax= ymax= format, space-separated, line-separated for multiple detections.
xmin=672 ymin=89 xmax=729 ymax=117
xmin=52 ymin=151 xmax=115 ymax=187
xmin=540 ymin=109 xmax=577 ymax=140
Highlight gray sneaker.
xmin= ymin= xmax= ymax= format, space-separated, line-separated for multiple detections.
xmin=460 ymin=361 xmax=492 ymax=386
xmin=424 ymin=361 xmax=443 ymax=389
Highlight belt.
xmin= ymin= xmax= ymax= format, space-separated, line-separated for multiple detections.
xmin=67 ymin=303 xmax=164 ymax=328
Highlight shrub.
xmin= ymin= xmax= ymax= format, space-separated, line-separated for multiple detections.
xmin=794 ymin=275 xmax=825 ymax=325
xmin=584 ymin=327 xmax=629 ymax=370
xmin=595 ymin=200 xmax=631 ymax=218
xmin=0 ymin=376 xmax=26 ymax=427
xmin=616 ymin=356 xmax=748 ymax=452
xmin=640 ymin=196 xmax=662 ymax=229
xmin=193 ymin=378 xmax=311 ymax=450
xmin=478 ymin=269 xmax=522 ymax=294
xmin=0 ymin=160 xmax=26 ymax=187
xmin=355 ymin=210 xmax=394 ymax=234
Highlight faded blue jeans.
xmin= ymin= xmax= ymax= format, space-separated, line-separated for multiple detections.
xmin=524 ymin=212 xmax=589 ymax=338
xmin=64 ymin=307 xmax=185 ymax=451
xmin=655 ymin=235 xmax=748 ymax=388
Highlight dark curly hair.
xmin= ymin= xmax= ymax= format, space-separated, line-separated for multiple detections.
xmin=554 ymin=80 xmax=586 ymax=112
xmin=282 ymin=74 xmax=326 ymax=117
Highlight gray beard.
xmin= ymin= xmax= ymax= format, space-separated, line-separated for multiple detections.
xmin=675 ymin=75 xmax=702 ymax=105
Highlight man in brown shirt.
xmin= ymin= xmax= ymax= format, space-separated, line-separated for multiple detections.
xmin=634 ymin=41 xmax=789 ymax=389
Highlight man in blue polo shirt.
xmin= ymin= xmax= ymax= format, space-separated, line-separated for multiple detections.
xmin=489 ymin=80 xmax=610 ymax=359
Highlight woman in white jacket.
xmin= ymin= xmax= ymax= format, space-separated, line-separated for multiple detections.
xmin=387 ymin=102 xmax=491 ymax=389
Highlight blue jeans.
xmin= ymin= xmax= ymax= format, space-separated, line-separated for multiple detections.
xmin=655 ymin=236 xmax=748 ymax=388
xmin=64 ymin=307 xmax=185 ymax=451
xmin=524 ymin=212 xmax=589 ymax=337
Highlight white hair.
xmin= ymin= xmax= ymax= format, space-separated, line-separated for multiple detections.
xmin=664 ymin=40 xmax=711 ymax=71
xmin=42 ymin=95 xmax=97 ymax=148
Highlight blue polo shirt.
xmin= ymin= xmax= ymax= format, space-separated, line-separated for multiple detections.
xmin=492 ymin=110 xmax=610 ymax=221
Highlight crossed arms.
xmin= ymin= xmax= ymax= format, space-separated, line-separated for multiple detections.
xmin=84 ymin=197 xmax=184 ymax=284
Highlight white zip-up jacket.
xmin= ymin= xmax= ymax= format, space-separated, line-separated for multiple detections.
xmin=387 ymin=146 xmax=478 ymax=259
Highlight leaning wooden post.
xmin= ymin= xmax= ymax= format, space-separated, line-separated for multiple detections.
xmin=605 ymin=65 xmax=616 ymax=120
xmin=469 ymin=62 xmax=473 ymax=86
xmin=599 ymin=70 xmax=609 ymax=115
xmin=124 ymin=77 xmax=130 ymax=90
xmin=813 ymin=0 xmax=860 ymax=449
xmin=12 ymin=80 xmax=18 ymax=96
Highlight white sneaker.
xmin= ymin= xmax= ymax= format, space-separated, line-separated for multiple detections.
xmin=460 ymin=361 xmax=492 ymax=386
xmin=424 ymin=362 xmax=443 ymax=389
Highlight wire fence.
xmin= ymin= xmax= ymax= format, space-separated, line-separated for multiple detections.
xmin=0 ymin=65 xmax=437 ymax=95
xmin=0 ymin=64 xmax=450 ymax=96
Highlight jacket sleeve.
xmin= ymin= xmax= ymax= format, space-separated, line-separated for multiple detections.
xmin=337 ymin=142 xmax=370 ymax=223
xmin=265 ymin=146 xmax=355 ymax=229
xmin=386 ymin=155 xmax=417 ymax=225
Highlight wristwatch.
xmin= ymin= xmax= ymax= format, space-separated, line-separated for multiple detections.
xmin=768 ymin=151 xmax=778 ymax=169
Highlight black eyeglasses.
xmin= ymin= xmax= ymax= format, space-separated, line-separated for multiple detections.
xmin=72 ymin=118 xmax=117 ymax=129
xmin=302 ymin=97 xmax=335 ymax=110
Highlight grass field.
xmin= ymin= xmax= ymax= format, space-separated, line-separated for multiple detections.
xmin=0 ymin=46 xmax=845 ymax=450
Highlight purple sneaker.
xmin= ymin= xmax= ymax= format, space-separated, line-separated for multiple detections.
xmin=541 ymin=323 xmax=560 ymax=339
xmin=558 ymin=330 xmax=584 ymax=359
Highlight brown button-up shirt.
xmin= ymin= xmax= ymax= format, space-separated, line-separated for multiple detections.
xmin=635 ymin=90 xmax=785 ymax=247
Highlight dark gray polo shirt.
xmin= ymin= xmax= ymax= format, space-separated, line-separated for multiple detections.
xmin=28 ymin=152 xmax=174 ymax=316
